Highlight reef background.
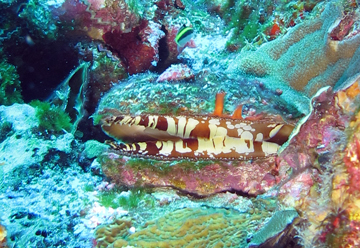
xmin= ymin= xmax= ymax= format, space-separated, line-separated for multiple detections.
xmin=1 ymin=0 xmax=360 ymax=247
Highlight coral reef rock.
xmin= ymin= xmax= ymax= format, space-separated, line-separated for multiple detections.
xmin=228 ymin=1 xmax=360 ymax=103
xmin=99 ymin=154 xmax=283 ymax=196
xmin=156 ymin=64 xmax=194 ymax=82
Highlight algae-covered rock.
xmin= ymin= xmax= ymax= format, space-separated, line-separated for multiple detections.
xmin=17 ymin=0 xmax=63 ymax=39
xmin=84 ymin=140 xmax=109 ymax=159
xmin=0 ymin=104 xmax=37 ymax=133
xmin=30 ymin=100 xmax=72 ymax=133
xmin=0 ymin=104 xmax=74 ymax=174
xmin=0 ymin=60 xmax=23 ymax=106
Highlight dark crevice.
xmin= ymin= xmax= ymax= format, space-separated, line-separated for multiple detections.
xmin=153 ymin=25 xmax=172 ymax=73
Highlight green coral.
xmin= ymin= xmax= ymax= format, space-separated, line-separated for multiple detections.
xmin=83 ymin=184 xmax=95 ymax=192
xmin=117 ymin=189 xmax=153 ymax=209
xmin=30 ymin=100 xmax=72 ymax=132
xmin=98 ymin=188 xmax=154 ymax=210
xmin=98 ymin=190 xmax=121 ymax=208
xmin=0 ymin=60 xmax=23 ymax=105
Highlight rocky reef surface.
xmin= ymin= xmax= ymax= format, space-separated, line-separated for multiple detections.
xmin=1 ymin=0 xmax=360 ymax=247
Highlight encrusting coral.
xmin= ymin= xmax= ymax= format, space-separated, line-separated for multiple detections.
xmin=270 ymin=77 xmax=360 ymax=247
xmin=315 ymin=79 xmax=360 ymax=247
xmin=230 ymin=1 xmax=360 ymax=98
xmin=95 ymin=207 xmax=298 ymax=248
xmin=99 ymin=154 xmax=284 ymax=196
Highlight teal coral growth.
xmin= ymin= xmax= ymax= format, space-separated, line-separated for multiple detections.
xmin=30 ymin=100 xmax=72 ymax=132
xmin=0 ymin=60 xmax=23 ymax=106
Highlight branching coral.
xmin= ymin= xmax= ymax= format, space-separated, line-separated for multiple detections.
xmin=230 ymin=1 xmax=360 ymax=98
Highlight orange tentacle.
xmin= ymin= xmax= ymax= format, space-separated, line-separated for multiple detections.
xmin=213 ymin=92 xmax=226 ymax=116
xmin=231 ymin=105 xmax=243 ymax=119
